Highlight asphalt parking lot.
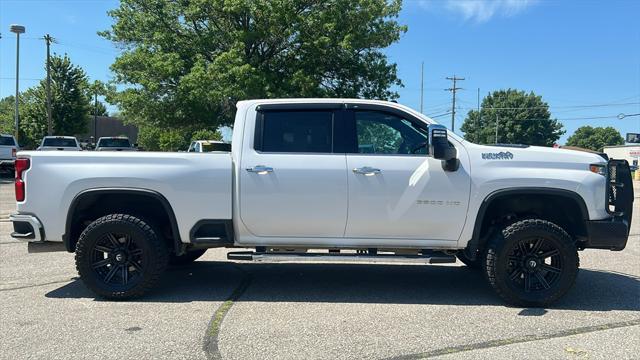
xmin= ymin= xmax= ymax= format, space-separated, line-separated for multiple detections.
xmin=1 ymin=174 xmax=638 ymax=360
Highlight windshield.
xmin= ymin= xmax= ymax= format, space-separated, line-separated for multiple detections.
xmin=201 ymin=143 xmax=231 ymax=152
xmin=98 ymin=138 xmax=131 ymax=147
xmin=0 ymin=136 xmax=16 ymax=146
xmin=43 ymin=138 xmax=77 ymax=147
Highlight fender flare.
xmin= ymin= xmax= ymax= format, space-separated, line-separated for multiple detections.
xmin=62 ymin=188 xmax=181 ymax=253
xmin=465 ymin=187 xmax=589 ymax=258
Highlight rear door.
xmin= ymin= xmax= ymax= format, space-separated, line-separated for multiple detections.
xmin=239 ymin=105 xmax=348 ymax=238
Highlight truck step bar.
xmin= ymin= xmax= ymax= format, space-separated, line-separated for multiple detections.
xmin=227 ymin=251 xmax=456 ymax=264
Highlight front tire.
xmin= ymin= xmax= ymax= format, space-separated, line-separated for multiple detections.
xmin=484 ymin=219 xmax=579 ymax=307
xmin=75 ymin=214 xmax=169 ymax=299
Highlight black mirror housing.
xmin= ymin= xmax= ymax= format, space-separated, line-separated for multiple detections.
xmin=428 ymin=125 xmax=455 ymax=161
xmin=428 ymin=124 xmax=459 ymax=171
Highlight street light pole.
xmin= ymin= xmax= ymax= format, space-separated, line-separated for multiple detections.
xmin=10 ymin=24 xmax=26 ymax=143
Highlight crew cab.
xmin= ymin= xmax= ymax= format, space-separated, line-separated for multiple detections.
xmin=0 ymin=134 xmax=18 ymax=171
xmin=37 ymin=136 xmax=82 ymax=151
xmin=10 ymin=99 xmax=634 ymax=306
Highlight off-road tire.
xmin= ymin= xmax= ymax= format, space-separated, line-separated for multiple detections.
xmin=484 ymin=219 xmax=579 ymax=307
xmin=75 ymin=214 xmax=169 ymax=299
xmin=169 ymin=249 xmax=207 ymax=266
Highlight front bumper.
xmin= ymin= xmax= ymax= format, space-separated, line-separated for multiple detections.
xmin=582 ymin=159 xmax=634 ymax=251
xmin=583 ymin=219 xmax=630 ymax=251
xmin=9 ymin=214 xmax=44 ymax=242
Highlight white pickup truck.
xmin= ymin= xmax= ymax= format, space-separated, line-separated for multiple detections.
xmin=10 ymin=99 xmax=634 ymax=306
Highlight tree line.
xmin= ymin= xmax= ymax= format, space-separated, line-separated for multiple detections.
xmin=0 ymin=0 xmax=626 ymax=152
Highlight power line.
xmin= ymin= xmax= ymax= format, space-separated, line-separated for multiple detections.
xmin=461 ymin=102 xmax=639 ymax=111
xmin=427 ymin=111 xmax=452 ymax=119
xmin=493 ymin=114 xmax=636 ymax=121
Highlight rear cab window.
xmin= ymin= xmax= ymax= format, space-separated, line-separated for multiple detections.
xmin=43 ymin=138 xmax=78 ymax=147
xmin=98 ymin=138 xmax=131 ymax=147
xmin=202 ymin=143 xmax=231 ymax=152
xmin=0 ymin=135 xmax=16 ymax=146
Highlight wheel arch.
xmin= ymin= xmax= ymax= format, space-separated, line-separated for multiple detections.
xmin=63 ymin=188 xmax=181 ymax=254
xmin=466 ymin=187 xmax=589 ymax=258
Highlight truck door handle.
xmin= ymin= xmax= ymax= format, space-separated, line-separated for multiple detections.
xmin=246 ymin=165 xmax=274 ymax=174
xmin=352 ymin=167 xmax=381 ymax=176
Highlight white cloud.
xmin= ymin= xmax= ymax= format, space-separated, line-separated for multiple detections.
xmin=422 ymin=0 xmax=538 ymax=23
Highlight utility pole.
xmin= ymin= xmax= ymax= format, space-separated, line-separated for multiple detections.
xmin=495 ymin=112 xmax=499 ymax=144
xmin=43 ymin=34 xmax=54 ymax=135
xmin=477 ymin=88 xmax=481 ymax=143
xmin=10 ymin=24 xmax=26 ymax=143
xmin=445 ymin=75 xmax=464 ymax=131
xmin=420 ymin=62 xmax=424 ymax=113
xmin=94 ymin=90 xmax=98 ymax=142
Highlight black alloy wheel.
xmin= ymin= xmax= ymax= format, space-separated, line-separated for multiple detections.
xmin=505 ymin=237 xmax=563 ymax=293
xmin=75 ymin=214 xmax=169 ymax=299
xmin=90 ymin=232 xmax=145 ymax=287
xmin=484 ymin=219 xmax=579 ymax=307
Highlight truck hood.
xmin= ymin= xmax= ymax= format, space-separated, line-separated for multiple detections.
xmin=466 ymin=143 xmax=607 ymax=170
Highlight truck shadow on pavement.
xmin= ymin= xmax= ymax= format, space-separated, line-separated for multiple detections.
xmin=45 ymin=261 xmax=639 ymax=311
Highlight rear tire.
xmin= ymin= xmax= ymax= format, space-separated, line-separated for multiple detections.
xmin=75 ymin=214 xmax=169 ymax=299
xmin=169 ymin=249 xmax=207 ymax=266
xmin=484 ymin=219 xmax=579 ymax=307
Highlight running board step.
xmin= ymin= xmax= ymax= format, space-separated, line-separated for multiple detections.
xmin=192 ymin=236 xmax=231 ymax=245
xmin=227 ymin=251 xmax=456 ymax=264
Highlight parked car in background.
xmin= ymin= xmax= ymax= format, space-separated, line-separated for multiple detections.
xmin=0 ymin=134 xmax=18 ymax=171
xmin=37 ymin=136 xmax=82 ymax=151
xmin=187 ymin=140 xmax=231 ymax=153
xmin=95 ymin=137 xmax=136 ymax=151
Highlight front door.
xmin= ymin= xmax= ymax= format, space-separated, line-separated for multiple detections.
xmin=345 ymin=109 xmax=470 ymax=241
xmin=239 ymin=108 xmax=348 ymax=238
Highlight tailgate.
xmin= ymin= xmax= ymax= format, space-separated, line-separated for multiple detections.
xmin=0 ymin=146 xmax=14 ymax=159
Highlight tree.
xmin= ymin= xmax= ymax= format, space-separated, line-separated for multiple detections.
xmin=94 ymin=101 xmax=109 ymax=117
xmin=101 ymin=0 xmax=406 ymax=133
xmin=0 ymin=96 xmax=16 ymax=134
xmin=19 ymin=54 xmax=91 ymax=146
xmin=566 ymin=126 xmax=624 ymax=151
xmin=460 ymin=89 xmax=564 ymax=146
xmin=191 ymin=129 xmax=222 ymax=142
xmin=89 ymin=80 xmax=110 ymax=116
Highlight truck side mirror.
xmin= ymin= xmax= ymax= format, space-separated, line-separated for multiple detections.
xmin=428 ymin=124 xmax=459 ymax=171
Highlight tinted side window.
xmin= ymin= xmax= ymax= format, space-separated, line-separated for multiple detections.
xmin=259 ymin=111 xmax=333 ymax=153
xmin=355 ymin=111 xmax=428 ymax=155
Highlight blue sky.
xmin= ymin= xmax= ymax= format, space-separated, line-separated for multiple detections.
xmin=1 ymin=0 xmax=639 ymax=143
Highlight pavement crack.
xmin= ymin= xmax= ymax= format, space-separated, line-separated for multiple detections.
xmin=202 ymin=265 xmax=252 ymax=360
xmin=385 ymin=319 xmax=640 ymax=360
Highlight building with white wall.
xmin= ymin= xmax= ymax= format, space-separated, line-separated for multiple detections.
xmin=603 ymin=145 xmax=640 ymax=168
